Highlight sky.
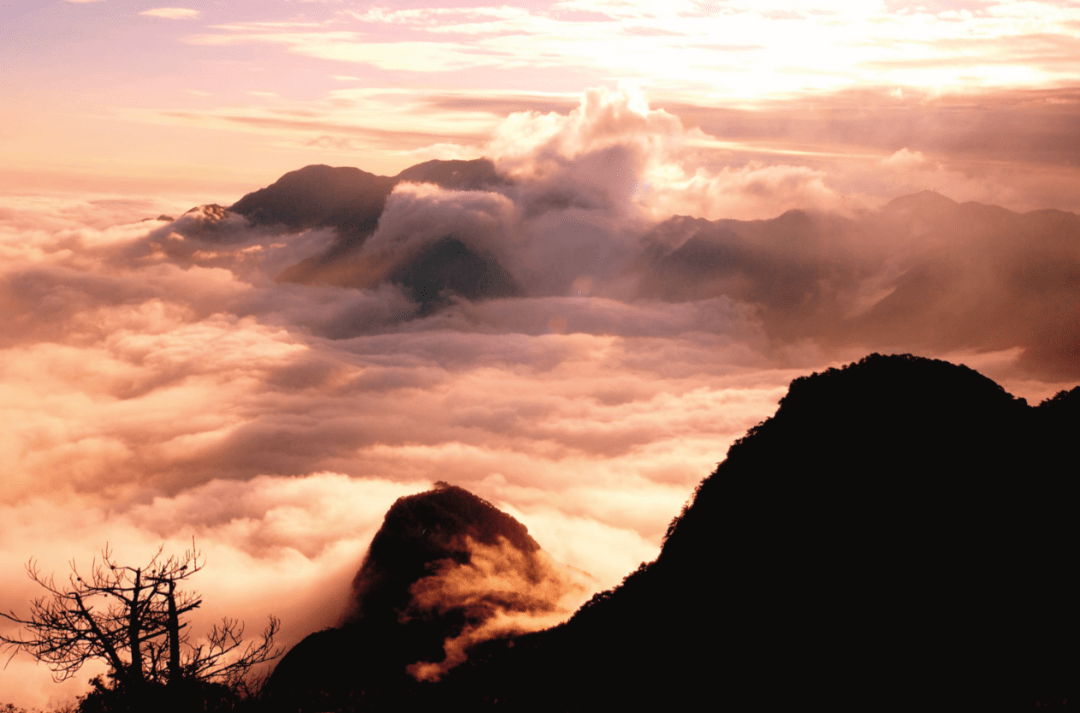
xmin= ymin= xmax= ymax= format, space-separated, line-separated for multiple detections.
xmin=2 ymin=0 xmax=1080 ymax=708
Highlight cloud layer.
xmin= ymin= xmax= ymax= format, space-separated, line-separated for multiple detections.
xmin=2 ymin=85 xmax=1078 ymax=708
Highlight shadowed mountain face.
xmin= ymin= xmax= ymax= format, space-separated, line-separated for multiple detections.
xmin=264 ymin=483 xmax=585 ymax=711
xmin=639 ymin=209 xmax=863 ymax=339
xmin=389 ymin=237 xmax=521 ymax=311
xmin=432 ymin=354 xmax=1080 ymax=711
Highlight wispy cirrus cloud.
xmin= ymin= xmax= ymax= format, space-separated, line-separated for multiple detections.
xmin=186 ymin=1 xmax=1080 ymax=99
xmin=140 ymin=7 xmax=201 ymax=19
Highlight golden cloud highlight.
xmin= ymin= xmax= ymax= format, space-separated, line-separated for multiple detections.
xmin=405 ymin=536 xmax=594 ymax=682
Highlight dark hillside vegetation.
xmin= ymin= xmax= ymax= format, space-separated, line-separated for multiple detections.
xmin=437 ymin=353 xmax=1079 ymax=712
xmin=254 ymin=353 xmax=1079 ymax=712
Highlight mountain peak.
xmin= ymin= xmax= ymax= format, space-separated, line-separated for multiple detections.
xmin=348 ymin=483 xmax=540 ymax=622
xmin=395 ymin=158 xmax=508 ymax=191
xmin=439 ymin=353 xmax=1078 ymax=711
xmin=228 ymin=164 xmax=396 ymax=240
xmin=881 ymin=188 xmax=959 ymax=216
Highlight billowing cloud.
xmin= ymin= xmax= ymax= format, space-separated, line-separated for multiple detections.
xmin=189 ymin=1 xmax=1080 ymax=99
xmin=405 ymin=537 xmax=594 ymax=682
xmin=2 ymin=84 xmax=1078 ymax=708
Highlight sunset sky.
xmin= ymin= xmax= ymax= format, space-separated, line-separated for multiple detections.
xmin=3 ymin=0 xmax=1080 ymax=708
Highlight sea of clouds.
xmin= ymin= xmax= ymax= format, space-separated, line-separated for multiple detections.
xmin=2 ymin=85 xmax=1075 ymax=709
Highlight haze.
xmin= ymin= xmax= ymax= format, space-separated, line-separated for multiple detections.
xmin=2 ymin=1 xmax=1079 ymax=708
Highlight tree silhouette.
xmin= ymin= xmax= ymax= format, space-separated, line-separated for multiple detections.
xmin=0 ymin=542 xmax=281 ymax=706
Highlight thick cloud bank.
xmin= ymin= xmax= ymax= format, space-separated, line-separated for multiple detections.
xmin=2 ymin=86 xmax=1078 ymax=708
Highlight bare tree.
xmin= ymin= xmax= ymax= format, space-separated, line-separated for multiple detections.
xmin=0 ymin=541 xmax=281 ymax=696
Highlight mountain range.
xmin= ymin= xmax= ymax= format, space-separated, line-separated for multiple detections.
xmin=157 ymin=159 xmax=1080 ymax=378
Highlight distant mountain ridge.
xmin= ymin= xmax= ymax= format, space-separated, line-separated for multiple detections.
xmin=639 ymin=194 xmax=1080 ymax=378
xmin=229 ymin=159 xmax=508 ymax=245
xmin=162 ymin=160 xmax=1080 ymax=377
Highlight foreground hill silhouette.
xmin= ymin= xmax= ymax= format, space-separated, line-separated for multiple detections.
xmin=435 ymin=353 xmax=1079 ymax=711
xmin=259 ymin=354 xmax=1078 ymax=712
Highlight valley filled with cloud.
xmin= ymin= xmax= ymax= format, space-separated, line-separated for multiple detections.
xmin=4 ymin=85 xmax=1078 ymax=708
xmin=4 ymin=1 xmax=1080 ymax=706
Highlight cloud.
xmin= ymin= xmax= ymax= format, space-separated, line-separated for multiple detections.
xmin=140 ymin=7 xmax=200 ymax=19
xmin=188 ymin=1 xmax=1080 ymax=101
xmin=3 ymin=84 xmax=1079 ymax=708
xmin=0 ymin=179 xmax=809 ymax=706
xmin=405 ymin=536 xmax=594 ymax=682
xmin=0 ymin=474 xmax=429 ymax=702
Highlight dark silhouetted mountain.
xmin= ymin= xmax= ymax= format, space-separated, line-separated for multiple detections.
xmin=257 ymin=355 xmax=1078 ymax=711
xmin=347 ymin=480 xmax=540 ymax=623
xmin=264 ymin=482 xmax=562 ymax=711
xmin=431 ymin=354 xmax=1079 ymax=712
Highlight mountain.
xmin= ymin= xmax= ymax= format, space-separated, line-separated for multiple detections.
xmin=229 ymin=165 xmax=397 ymax=249
xmin=170 ymin=159 xmax=1080 ymax=375
xmin=433 ymin=353 xmax=1080 ymax=711
xmin=237 ymin=159 xmax=522 ymax=304
xmin=229 ymin=158 xmax=507 ymax=250
xmin=638 ymin=209 xmax=863 ymax=339
xmin=639 ymin=195 xmax=1080 ymax=378
xmin=264 ymin=483 xmax=586 ymax=711
xmin=394 ymin=158 xmax=510 ymax=192
xmin=387 ymin=236 xmax=520 ymax=312
xmin=259 ymin=354 xmax=1078 ymax=711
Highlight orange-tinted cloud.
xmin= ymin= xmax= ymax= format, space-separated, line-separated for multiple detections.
xmin=3 ymin=83 xmax=1079 ymax=708
xmin=405 ymin=536 xmax=594 ymax=681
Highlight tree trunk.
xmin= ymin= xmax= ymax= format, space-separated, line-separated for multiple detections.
xmin=128 ymin=568 xmax=144 ymax=685
xmin=167 ymin=579 xmax=182 ymax=686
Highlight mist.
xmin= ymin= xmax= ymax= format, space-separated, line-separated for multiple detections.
xmin=2 ymin=85 xmax=1078 ymax=709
